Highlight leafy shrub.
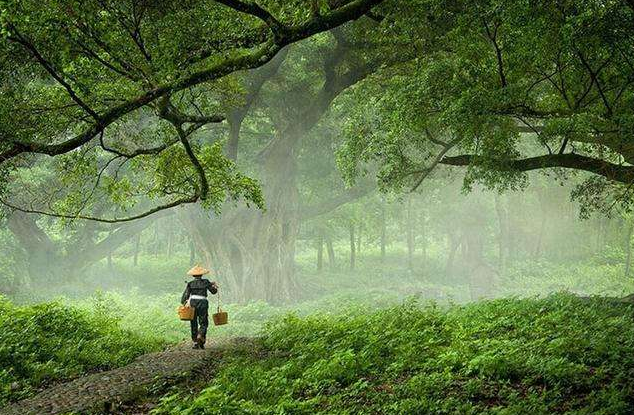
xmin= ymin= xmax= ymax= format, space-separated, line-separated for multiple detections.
xmin=0 ymin=295 xmax=166 ymax=405
xmin=153 ymin=293 xmax=634 ymax=414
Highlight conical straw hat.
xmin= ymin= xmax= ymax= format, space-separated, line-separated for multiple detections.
xmin=187 ymin=265 xmax=210 ymax=276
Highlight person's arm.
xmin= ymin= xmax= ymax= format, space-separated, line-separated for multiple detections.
xmin=208 ymin=280 xmax=218 ymax=295
xmin=181 ymin=282 xmax=190 ymax=305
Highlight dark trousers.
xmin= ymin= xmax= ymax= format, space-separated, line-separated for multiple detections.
xmin=189 ymin=299 xmax=209 ymax=340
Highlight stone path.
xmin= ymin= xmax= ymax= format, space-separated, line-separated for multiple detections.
xmin=0 ymin=338 xmax=240 ymax=415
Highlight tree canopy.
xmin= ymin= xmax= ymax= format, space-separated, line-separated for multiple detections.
xmin=2 ymin=0 xmax=634 ymax=298
xmin=0 ymin=0 xmax=384 ymax=221
xmin=4 ymin=0 xmax=634 ymax=221
xmin=337 ymin=0 xmax=634 ymax=214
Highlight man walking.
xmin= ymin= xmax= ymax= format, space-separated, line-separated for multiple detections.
xmin=181 ymin=265 xmax=218 ymax=349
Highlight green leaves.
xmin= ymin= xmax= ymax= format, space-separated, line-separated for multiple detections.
xmin=0 ymin=295 xmax=164 ymax=405
xmin=334 ymin=0 xmax=634 ymax=207
xmin=138 ymin=139 xmax=264 ymax=213
xmin=154 ymin=293 xmax=634 ymax=414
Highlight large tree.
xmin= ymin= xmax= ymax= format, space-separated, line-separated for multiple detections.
xmin=338 ymin=0 xmax=634 ymax=214
xmin=0 ymin=0 xmax=385 ymax=221
xmin=0 ymin=0 xmax=388 ymax=291
xmin=179 ymin=24 xmax=385 ymax=302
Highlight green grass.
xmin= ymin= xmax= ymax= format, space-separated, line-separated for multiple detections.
xmin=498 ymin=260 xmax=634 ymax=297
xmin=72 ymin=290 xmax=280 ymax=342
xmin=71 ymin=289 xmax=407 ymax=343
xmin=294 ymin=247 xmax=634 ymax=303
xmin=152 ymin=293 xmax=634 ymax=414
xmin=0 ymin=296 xmax=166 ymax=405
xmin=2 ymin=250 xmax=632 ymax=411
xmin=12 ymin=247 xmax=632 ymax=306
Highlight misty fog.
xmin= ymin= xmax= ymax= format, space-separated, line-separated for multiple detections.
xmin=2 ymin=1 xmax=634 ymax=412
xmin=2 ymin=170 xmax=630 ymax=305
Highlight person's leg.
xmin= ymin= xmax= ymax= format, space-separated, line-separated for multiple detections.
xmin=190 ymin=301 xmax=200 ymax=349
xmin=198 ymin=301 xmax=209 ymax=348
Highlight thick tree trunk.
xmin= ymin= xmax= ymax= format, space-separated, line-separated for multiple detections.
xmin=176 ymin=42 xmax=368 ymax=302
xmin=7 ymin=212 xmax=63 ymax=285
xmin=6 ymin=211 xmax=157 ymax=286
xmin=326 ymin=236 xmax=336 ymax=269
xmin=180 ymin=133 xmax=301 ymax=303
xmin=224 ymin=49 xmax=288 ymax=162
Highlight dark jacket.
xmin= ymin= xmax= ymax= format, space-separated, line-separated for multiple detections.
xmin=181 ymin=278 xmax=218 ymax=304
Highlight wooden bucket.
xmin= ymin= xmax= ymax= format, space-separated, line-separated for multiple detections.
xmin=212 ymin=307 xmax=228 ymax=326
xmin=178 ymin=304 xmax=195 ymax=321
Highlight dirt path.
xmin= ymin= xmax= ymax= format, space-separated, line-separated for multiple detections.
xmin=0 ymin=338 xmax=244 ymax=415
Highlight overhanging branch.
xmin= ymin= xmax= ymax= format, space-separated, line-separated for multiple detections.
xmin=1 ymin=0 xmax=384 ymax=165
xmin=8 ymin=25 xmax=100 ymax=121
xmin=440 ymin=153 xmax=634 ymax=184
xmin=0 ymin=195 xmax=197 ymax=223
xmin=214 ymin=0 xmax=283 ymax=36
xmin=410 ymin=137 xmax=462 ymax=192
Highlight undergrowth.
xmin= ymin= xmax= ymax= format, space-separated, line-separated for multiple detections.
xmin=0 ymin=296 xmax=166 ymax=405
xmin=153 ymin=293 xmax=634 ymax=414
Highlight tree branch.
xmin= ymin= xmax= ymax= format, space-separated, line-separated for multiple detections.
xmin=410 ymin=137 xmax=462 ymax=191
xmin=576 ymin=51 xmax=613 ymax=117
xmin=1 ymin=0 xmax=384 ymax=165
xmin=226 ymin=46 xmax=290 ymax=160
xmin=70 ymin=213 xmax=168 ymax=268
xmin=300 ymin=181 xmax=376 ymax=220
xmin=8 ymin=25 xmax=100 ymax=120
xmin=365 ymin=10 xmax=385 ymax=22
xmin=440 ymin=153 xmax=634 ymax=184
xmin=0 ymin=195 xmax=198 ymax=223
xmin=158 ymin=99 xmax=211 ymax=201
xmin=214 ymin=0 xmax=282 ymax=36
xmin=157 ymin=102 xmax=225 ymax=125
xmin=284 ymin=0 xmax=384 ymax=43
xmin=99 ymin=133 xmax=180 ymax=158
xmin=177 ymin=125 xmax=209 ymax=201
xmin=483 ymin=20 xmax=507 ymax=88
